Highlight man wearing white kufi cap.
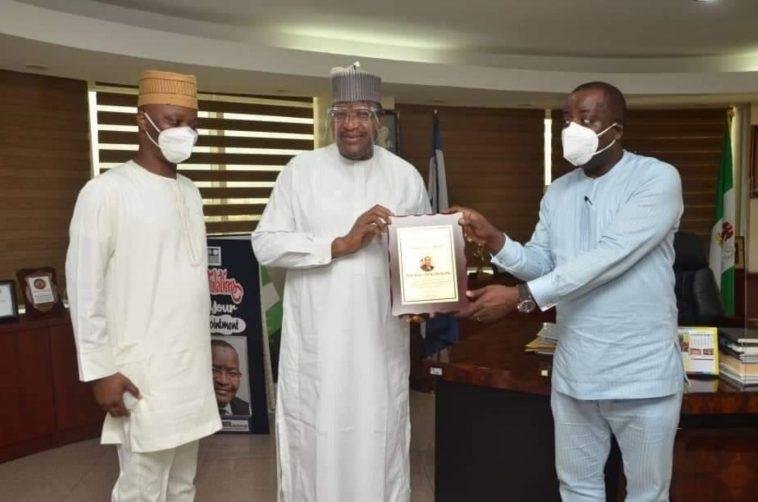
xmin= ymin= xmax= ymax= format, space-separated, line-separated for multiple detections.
xmin=67 ymin=70 xmax=221 ymax=501
xmin=252 ymin=63 xmax=430 ymax=501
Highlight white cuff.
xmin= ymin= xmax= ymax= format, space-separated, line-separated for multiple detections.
xmin=527 ymin=274 xmax=556 ymax=312
xmin=490 ymin=234 xmax=518 ymax=269
xmin=77 ymin=345 xmax=118 ymax=382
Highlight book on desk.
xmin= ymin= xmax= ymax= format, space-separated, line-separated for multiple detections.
xmin=718 ymin=328 xmax=758 ymax=386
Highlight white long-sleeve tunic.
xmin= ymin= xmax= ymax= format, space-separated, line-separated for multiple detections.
xmin=252 ymin=144 xmax=430 ymax=502
xmin=66 ymin=161 xmax=221 ymax=453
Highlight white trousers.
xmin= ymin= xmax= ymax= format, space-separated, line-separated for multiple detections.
xmin=551 ymin=389 xmax=682 ymax=502
xmin=112 ymin=440 xmax=200 ymax=502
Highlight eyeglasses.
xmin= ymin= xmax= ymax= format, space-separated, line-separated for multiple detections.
xmin=213 ymin=367 xmax=241 ymax=379
xmin=328 ymin=107 xmax=378 ymax=123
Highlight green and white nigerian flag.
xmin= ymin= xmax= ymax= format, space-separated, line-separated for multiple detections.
xmin=259 ymin=265 xmax=283 ymax=411
xmin=708 ymin=117 xmax=735 ymax=315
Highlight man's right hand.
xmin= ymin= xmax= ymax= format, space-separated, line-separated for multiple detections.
xmin=445 ymin=206 xmax=506 ymax=254
xmin=92 ymin=372 xmax=141 ymax=418
xmin=332 ymin=205 xmax=393 ymax=258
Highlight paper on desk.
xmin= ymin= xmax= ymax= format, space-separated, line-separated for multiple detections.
xmin=536 ymin=322 xmax=558 ymax=341
xmin=525 ymin=323 xmax=557 ymax=355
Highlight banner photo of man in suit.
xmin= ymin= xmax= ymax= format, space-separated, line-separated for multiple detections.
xmin=212 ymin=337 xmax=252 ymax=417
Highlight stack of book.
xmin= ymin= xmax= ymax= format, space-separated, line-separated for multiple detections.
xmin=718 ymin=328 xmax=758 ymax=386
xmin=525 ymin=322 xmax=557 ymax=356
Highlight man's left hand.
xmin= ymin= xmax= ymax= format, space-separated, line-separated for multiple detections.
xmin=456 ymin=285 xmax=519 ymax=323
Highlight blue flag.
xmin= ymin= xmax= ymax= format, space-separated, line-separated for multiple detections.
xmin=427 ymin=110 xmax=449 ymax=212
xmin=423 ymin=111 xmax=459 ymax=356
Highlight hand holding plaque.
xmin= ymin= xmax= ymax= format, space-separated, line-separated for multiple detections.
xmin=388 ymin=213 xmax=467 ymax=316
xmin=447 ymin=205 xmax=505 ymax=254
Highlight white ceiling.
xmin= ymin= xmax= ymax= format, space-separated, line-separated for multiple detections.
xmin=26 ymin=0 xmax=758 ymax=58
xmin=3 ymin=0 xmax=758 ymax=106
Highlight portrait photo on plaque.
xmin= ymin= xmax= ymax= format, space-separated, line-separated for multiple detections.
xmin=212 ymin=335 xmax=253 ymax=432
xmin=0 ymin=280 xmax=19 ymax=322
xmin=16 ymin=266 xmax=64 ymax=318
xmin=388 ymin=213 xmax=467 ymax=316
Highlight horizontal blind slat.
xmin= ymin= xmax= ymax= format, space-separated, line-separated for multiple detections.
xmin=97 ymin=92 xmax=313 ymax=118
xmin=95 ymin=86 xmax=312 ymax=102
xmin=98 ymin=131 xmax=312 ymax=150
xmin=206 ymin=220 xmax=258 ymax=234
xmin=199 ymin=187 xmax=272 ymax=199
xmin=100 ymin=168 xmax=279 ymax=183
xmin=99 ymin=149 xmax=293 ymax=166
xmin=204 ymin=203 xmax=267 ymax=216
xmin=97 ymin=111 xmax=313 ymax=134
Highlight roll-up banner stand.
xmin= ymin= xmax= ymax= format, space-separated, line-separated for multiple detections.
xmin=207 ymin=236 xmax=270 ymax=434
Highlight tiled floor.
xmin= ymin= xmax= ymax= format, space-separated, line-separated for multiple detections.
xmin=0 ymin=391 xmax=435 ymax=501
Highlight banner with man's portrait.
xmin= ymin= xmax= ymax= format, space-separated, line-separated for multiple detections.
xmin=207 ymin=236 xmax=270 ymax=434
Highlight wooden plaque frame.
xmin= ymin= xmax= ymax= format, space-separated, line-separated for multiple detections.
xmin=388 ymin=213 xmax=468 ymax=316
xmin=16 ymin=267 xmax=64 ymax=318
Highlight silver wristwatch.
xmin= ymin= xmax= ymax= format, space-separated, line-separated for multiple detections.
xmin=516 ymin=283 xmax=536 ymax=314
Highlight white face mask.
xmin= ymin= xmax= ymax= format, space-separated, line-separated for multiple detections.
xmin=561 ymin=121 xmax=618 ymax=166
xmin=143 ymin=113 xmax=198 ymax=164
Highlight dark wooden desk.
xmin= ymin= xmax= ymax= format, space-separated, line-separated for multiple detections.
xmin=0 ymin=313 xmax=103 ymax=463
xmin=425 ymin=315 xmax=758 ymax=502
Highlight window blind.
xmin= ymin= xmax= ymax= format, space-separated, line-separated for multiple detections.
xmin=90 ymin=84 xmax=314 ymax=234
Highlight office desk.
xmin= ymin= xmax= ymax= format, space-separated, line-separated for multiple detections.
xmin=424 ymin=315 xmax=758 ymax=502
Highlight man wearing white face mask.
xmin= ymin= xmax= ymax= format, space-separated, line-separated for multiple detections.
xmin=450 ymin=82 xmax=684 ymax=501
xmin=66 ymin=70 xmax=221 ymax=501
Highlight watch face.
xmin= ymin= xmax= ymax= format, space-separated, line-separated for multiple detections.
xmin=517 ymin=300 xmax=536 ymax=314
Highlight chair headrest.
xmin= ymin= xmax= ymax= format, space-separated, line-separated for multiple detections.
xmin=674 ymin=232 xmax=707 ymax=271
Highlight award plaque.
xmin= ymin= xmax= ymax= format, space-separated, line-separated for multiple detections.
xmin=16 ymin=267 xmax=64 ymax=318
xmin=388 ymin=213 xmax=467 ymax=316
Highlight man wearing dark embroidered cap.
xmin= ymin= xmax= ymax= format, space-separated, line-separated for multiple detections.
xmin=252 ymin=62 xmax=430 ymax=501
xmin=66 ymin=70 xmax=221 ymax=501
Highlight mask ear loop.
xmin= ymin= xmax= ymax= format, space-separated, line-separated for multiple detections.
xmin=142 ymin=112 xmax=163 ymax=149
xmin=597 ymin=122 xmax=619 ymax=137
xmin=593 ymin=122 xmax=619 ymax=156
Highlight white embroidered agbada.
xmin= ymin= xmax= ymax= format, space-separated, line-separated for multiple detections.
xmin=66 ymin=161 xmax=221 ymax=453
xmin=252 ymin=144 xmax=430 ymax=502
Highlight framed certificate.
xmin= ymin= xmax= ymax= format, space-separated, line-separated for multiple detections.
xmin=388 ymin=213 xmax=467 ymax=316
xmin=16 ymin=267 xmax=64 ymax=318
xmin=0 ymin=280 xmax=19 ymax=322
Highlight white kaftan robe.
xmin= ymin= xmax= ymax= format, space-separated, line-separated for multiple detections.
xmin=252 ymin=144 xmax=430 ymax=502
xmin=66 ymin=161 xmax=221 ymax=453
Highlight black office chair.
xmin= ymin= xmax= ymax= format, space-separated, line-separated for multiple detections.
xmin=673 ymin=232 xmax=724 ymax=324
